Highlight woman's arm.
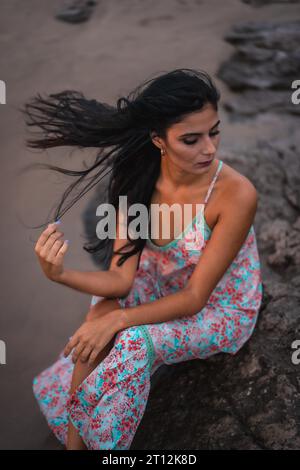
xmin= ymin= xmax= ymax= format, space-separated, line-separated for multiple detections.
xmin=115 ymin=179 xmax=258 ymax=331
xmin=34 ymin=210 xmax=140 ymax=298
xmin=56 ymin=267 xmax=135 ymax=298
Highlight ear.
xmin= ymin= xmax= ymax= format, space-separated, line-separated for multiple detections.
xmin=150 ymin=131 xmax=163 ymax=150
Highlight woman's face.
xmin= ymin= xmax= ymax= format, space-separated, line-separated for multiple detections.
xmin=153 ymin=103 xmax=221 ymax=174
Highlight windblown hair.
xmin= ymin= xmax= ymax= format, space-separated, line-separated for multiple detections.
xmin=21 ymin=68 xmax=220 ymax=268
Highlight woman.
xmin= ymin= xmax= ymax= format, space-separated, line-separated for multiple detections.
xmin=22 ymin=68 xmax=263 ymax=450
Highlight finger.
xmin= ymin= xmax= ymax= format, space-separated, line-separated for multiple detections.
xmin=79 ymin=344 xmax=93 ymax=363
xmin=46 ymin=239 xmax=65 ymax=263
xmin=39 ymin=232 xmax=64 ymax=259
xmin=88 ymin=347 xmax=102 ymax=366
xmin=64 ymin=335 xmax=80 ymax=358
xmin=72 ymin=341 xmax=87 ymax=364
xmin=35 ymin=222 xmax=61 ymax=253
xmin=54 ymin=240 xmax=69 ymax=262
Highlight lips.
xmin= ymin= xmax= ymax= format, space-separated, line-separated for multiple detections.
xmin=195 ymin=159 xmax=213 ymax=166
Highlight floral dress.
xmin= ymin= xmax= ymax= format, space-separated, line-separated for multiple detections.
xmin=32 ymin=159 xmax=263 ymax=450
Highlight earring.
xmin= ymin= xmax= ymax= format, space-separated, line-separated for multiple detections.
xmin=161 ymin=148 xmax=166 ymax=157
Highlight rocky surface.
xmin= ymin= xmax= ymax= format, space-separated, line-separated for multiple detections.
xmin=242 ymin=0 xmax=300 ymax=6
xmin=217 ymin=20 xmax=300 ymax=118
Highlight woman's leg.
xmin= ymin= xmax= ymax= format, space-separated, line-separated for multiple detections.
xmin=68 ymin=324 xmax=155 ymax=450
xmin=66 ymin=298 xmax=120 ymax=450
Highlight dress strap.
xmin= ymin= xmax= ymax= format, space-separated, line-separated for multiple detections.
xmin=204 ymin=159 xmax=223 ymax=204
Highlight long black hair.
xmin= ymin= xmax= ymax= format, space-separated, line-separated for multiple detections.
xmin=21 ymin=68 xmax=220 ymax=268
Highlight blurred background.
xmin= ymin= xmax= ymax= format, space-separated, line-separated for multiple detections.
xmin=1 ymin=0 xmax=300 ymax=450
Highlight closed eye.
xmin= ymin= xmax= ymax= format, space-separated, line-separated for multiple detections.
xmin=183 ymin=130 xmax=220 ymax=145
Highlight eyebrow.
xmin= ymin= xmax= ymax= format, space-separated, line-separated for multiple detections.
xmin=179 ymin=119 xmax=220 ymax=137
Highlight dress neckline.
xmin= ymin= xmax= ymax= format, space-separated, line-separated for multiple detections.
xmin=147 ymin=212 xmax=212 ymax=251
xmin=147 ymin=159 xmax=223 ymax=250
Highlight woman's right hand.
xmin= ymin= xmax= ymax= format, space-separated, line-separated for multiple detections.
xmin=34 ymin=222 xmax=69 ymax=282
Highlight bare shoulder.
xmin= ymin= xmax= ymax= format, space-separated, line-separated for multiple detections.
xmin=218 ymin=160 xmax=258 ymax=213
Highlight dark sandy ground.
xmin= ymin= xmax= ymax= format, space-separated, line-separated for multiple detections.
xmin=0 ymin=0 xmax=299 ymax=450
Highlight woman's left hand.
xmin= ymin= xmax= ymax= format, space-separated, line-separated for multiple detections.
xmin=63 ymin=310 xmax=122 ymax=365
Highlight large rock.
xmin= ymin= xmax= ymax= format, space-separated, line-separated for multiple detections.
xmin=242 ymin=0 xmax=300 ymax=6
xmin=217 ymin=20 xmax=300 ymax=117
xmin=223 ymin=90 xmax=300 ymax=117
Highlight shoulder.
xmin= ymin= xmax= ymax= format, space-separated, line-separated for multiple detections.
xmin=218 ymin=161 xmax=258 ymax=217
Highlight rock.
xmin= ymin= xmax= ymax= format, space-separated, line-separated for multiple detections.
xmin=242 ymin=0 xmax=300 ymax=6
xmin=258 ymin=218 xmax=300 ymax=267
xmin=55 ymin=0 xmax=97 ymax=24
xmin=217 ymin=20 xmax=300 ymax=116
xmin=223 ymin=90 xmax=300 ymax=118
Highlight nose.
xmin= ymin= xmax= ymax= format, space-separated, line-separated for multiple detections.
xmin=201 ymin=134 xmax=216 ymax=156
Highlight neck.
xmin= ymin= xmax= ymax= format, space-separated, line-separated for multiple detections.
xmin=158 ymin=156 xmax=218 ymax=191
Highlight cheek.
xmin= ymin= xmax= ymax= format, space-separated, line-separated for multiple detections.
xmin=171 ymin=144 xmax=196 ymax=163
xmin=214 ymin=135 xmax=221 ymax=147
